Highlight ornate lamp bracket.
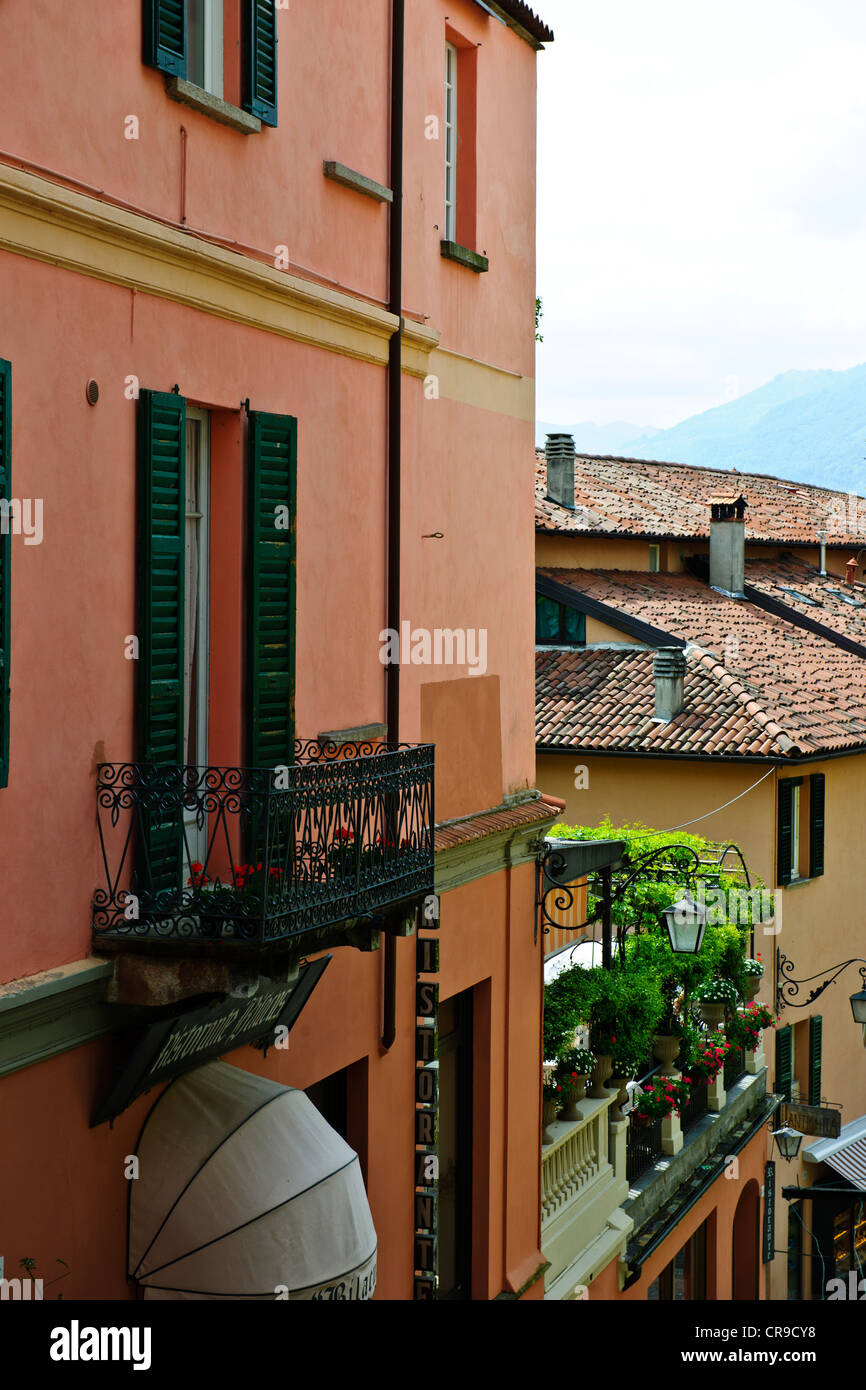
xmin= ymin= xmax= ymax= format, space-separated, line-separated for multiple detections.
xmin=776 ymin=948 xmax=866 ymax=1014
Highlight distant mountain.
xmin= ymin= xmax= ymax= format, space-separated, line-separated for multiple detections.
xmin=600 ymin=365 xmax=866 ymax=492
xmin=535 ymin=419 xmax=660 ymax=455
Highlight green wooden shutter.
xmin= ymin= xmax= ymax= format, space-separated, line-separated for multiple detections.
xmin=808 ymin=1015 xmax=823 ymax=1107
xmin=243 ymin=0 xmax=278 ymax=126
xmin=143 ymin=0 xmax=187 ymax=76
xmin=809 ymin=773 xmax=825 ymax=878
xmin=0 ymin=359 xmax=10 ymax=789
xmin=777 ymin=780 xmax=795 ymax=886
xmin=138 ymin=390 xmax=186 ymax=903
xmin=247 ymin=411 xmax=296 ymax=769
xmin=775 ymin=1024 xmax=793 ymax=1102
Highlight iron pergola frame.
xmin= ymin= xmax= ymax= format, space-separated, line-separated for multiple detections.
xmin=536 ymin=839 xmax=753 ymax=966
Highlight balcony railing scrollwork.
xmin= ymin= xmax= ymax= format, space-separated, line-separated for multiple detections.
xmin=92 ymin=741 xmax=435 ymax=946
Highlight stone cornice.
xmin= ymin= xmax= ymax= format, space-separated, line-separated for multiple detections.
xmin=0 ymin=162 xmax=439 ymax=374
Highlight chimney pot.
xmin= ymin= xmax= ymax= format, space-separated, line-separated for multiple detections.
xmin=846 ymin=558 xmax=858 ymax=584
xmin=708 ymin=493 xmax=746 ymax=597
xmin=653 ymin=647 xmax=686 ymax=722
xmin=545 ymin=433 xmax=575 ymax=510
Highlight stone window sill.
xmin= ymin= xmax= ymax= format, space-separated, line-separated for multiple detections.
xmin=784 ymin=876 xmax=814 ymax=890
xmin=440 ymin=241 xmax=489 ymax=273
xmin=323 ymin=162 xmax=393 ymax=204
xmin=165 ymin=77 xmax=262 ymax=135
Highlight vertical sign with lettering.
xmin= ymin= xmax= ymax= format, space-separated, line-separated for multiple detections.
xmin=763 ymin=1160 xmax=775 ymax=1264
xmin=414 ymin=893 xmax=440 ymax=1299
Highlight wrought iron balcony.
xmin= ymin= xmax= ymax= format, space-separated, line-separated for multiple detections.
xmin=92 ymin=742 xmax=434 ymax=948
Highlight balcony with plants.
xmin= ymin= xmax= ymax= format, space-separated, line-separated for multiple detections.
xmin=91 ymin=741 xmax=435 ymax=956
xmin=539 ymin=821 xmax=779 ymax=1298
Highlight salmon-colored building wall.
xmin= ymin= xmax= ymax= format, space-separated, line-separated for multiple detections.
xmin=590 ymin=1128 xmax=768 ymax=1301
xmin=0 ymin=0 xmax=546 ymax=1302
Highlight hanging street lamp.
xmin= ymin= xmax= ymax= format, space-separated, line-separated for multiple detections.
xmin=662 ymin=890 xmax=708 ymax=956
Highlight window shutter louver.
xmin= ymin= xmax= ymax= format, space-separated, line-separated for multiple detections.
xmin=243 ymin=0 xmax=278 ymax=126
xmin=0 ymin=359 xmax=10 ymax=789
xmin=247 ymin=411 xmax=296 ymax=770
xmin=138 ymin=389 xmax=186 ymax=900
xmin=809 ymin=773 xmax=825 ymax=878
xmin=808 ymin=1015 xmax=823 ymax=1107
xmin=777 ymin=779 xmax=794 ymax=886
xmin=143 ymin=0 xmax=187 ymax=77
xmin=775 ymin=1025 xmax=793 ymax=1102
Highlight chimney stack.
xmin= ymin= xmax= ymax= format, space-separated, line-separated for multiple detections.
xmin=846 ymin=557 xmax=858 ymax=584
xmin=653 ymin=647 xmax=686 ymax=723
xmin=708 ymin=494 xmax=746 ymax=597
xmin=545 ymin=433 xmax=575 ymax=510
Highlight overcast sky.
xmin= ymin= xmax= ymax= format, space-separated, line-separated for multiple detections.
xmin=535 ymin=0 xmax=866 ymax=429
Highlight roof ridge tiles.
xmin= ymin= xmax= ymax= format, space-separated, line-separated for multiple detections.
xmin=686 ymin=646 xmax=799 ymax=754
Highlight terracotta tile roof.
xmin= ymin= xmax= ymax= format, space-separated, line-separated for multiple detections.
xmin=743 ymin=555 xmax=866 ymax=647
xmin=536 ymin=568 xmax=866 ymax=758
xmin=492 ymin=1 xmax=554 ymax=44
xmin=534 ymin=451 xmax=866 ymax=546
xmin=434 ymin=796 xmax=560 ymax=853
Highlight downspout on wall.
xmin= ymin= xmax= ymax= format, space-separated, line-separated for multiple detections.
xmin=382 ymin=0 xmax=404 ymax=1051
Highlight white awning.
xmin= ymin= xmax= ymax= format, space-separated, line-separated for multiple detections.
xmin=804 ymin=1114 xmax=866 ymax=1190
xmin=129 ymin=1061 xmax=377 ymax=1300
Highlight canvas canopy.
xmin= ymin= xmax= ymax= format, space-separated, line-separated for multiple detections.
xmin=129 ymin=1061 xmax=377 ymax=1300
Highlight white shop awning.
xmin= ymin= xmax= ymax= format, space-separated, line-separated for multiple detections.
xmin=804 ymin=1115 xmax=866 ymax=1190
xmin=129 ymin=1061 xmax=377 ymax=1300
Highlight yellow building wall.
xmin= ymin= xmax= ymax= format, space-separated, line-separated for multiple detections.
xmin=537 ymin=748 xmax=866 ymax=1301
xmin=585 ymin=617 xmax=642 ymax=645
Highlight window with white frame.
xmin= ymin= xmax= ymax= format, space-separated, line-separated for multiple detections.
xmin=444 ymin=42 xmax=458 ymax=242
xmin=187 ymin=0 xmax=223 ymax=97
xmin=789 ymin=782 xmax=800 ymax=880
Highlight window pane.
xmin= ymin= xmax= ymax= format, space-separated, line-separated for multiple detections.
xmin=444 ymin=43 xmax=457 ymax=241
xmin=536 ymin=595 xmax=560 ymax=643
xmin=562 ymin=606 xmax=585 ymax=645
xmin=187 ymin=0 xmax=206 ymax=88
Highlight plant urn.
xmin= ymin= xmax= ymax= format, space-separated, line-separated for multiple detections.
xmin=700 ymin=1000 xmax=727 ymax=1029
xmin=588 ymin=1053 xmax=613 ymax=1098
xmin=633 ymin=1111 xmax=652 ymax=1129
xmin=542 ymin=1099 xmax=559 ymax=1145
xmin=558 ymin=1074 xmax=589 ymax=1120
xmin=609 ymin=1075 xmax=630 ymax=1122
xmin=652 ymin=1034 xmax=682 ymax=1077
xmin=744 ymin=975 xmax=762 ymax=1001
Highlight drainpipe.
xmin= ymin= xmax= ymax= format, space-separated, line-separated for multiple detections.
xmin=382 ymin=0 xmax=404 ymax=1051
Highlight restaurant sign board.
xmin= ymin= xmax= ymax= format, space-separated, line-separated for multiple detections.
xmin=780 ymin=1102 xmax=842 ymax=1139
xmin=92 ymin=958 xmax=331 ymax=1126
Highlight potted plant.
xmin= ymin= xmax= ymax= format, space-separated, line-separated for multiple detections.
xmin=555 ymin=1047 xmax=595 ymax=1120
xmin=191 ymin=862 xmax=284 ymax=938
xmin=726 ymin=1000 xmax=775 ymax=1052
xmin=696 ymin=977 xmax=739 ymax=1029
xmin=686 ymin=1035 xmax=731 ymax=1083
xmin=542 ymin=1080 xmax=563 ymax=1144
xmin=609 ymin=1043 xmax=645 ymax=1121
xmin=742 ymin=956 xmax=764 ymax=1000
xmin=632 ymin=1074 xmax=690 ymax=1125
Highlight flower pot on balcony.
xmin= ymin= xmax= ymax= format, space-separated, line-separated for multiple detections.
xmin=632 ymin=1112 xmax=652 ymax=1129
xmin=700 ymin=1001 xmax=727 ymax=1029
xmin=542 ymin=1099 xmax=559 ymax=1145
xmin=652 ymin=1034 xmax=682 ymax=1077
xmin=608 ymin=1075 xmax=631 ymax=1122
xmin=744 ymin=975 xmax=762 ymax=1001
xmin=588 ymin=1054 xmax=613 ymax=1098
xmin=557 ymin=1074 xmax=589 ymax=1121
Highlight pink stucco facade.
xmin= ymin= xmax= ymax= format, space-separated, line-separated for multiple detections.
xmin=0 ymin=0 xmax=551 ymax=1301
